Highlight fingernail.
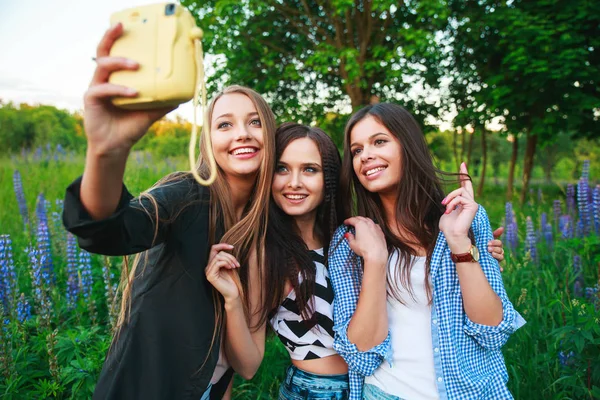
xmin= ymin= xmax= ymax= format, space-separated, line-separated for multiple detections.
xmin=344 ymin=233 xmax=349 ymax=239
xmin=441 ymin=197 xmax=447 ymax=205
xmin=126 ymin=88 xmax=137 ymax=95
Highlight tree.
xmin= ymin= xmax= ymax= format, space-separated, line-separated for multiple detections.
xmin=182 ymin=0 xmax=448 ymax=124
xmin=449 ymin=0 xmax=600 ymax=203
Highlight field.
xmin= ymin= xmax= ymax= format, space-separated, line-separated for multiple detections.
xmin=0 ymin=148 xmax=598 ymax=399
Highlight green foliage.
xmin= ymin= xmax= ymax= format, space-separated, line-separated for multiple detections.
xmin=0 ymin=152 xmax=598 ymax=398
xmin=448 ymin=0 xmax=600 ymax=140
xmin=181 ymin=0 xmax=449 ymax=122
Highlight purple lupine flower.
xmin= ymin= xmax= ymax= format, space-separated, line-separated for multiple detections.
xmin=585 ymin=285 xmax=599 ymax=311
xmin=34 ymin=147 xmax=42 ymax=161
xmin=577 ymin=177 xmax=591 ymax=236
xmin=581 ymin=159 xmax=590 ymax=180
xmin=537 ymin=187 xmax=543 ymax=203
xmin=543 ymin=223 xmax=553 ymax=248
xmin=573 ymin=255 xmax=584 ymax=298
xmin=585 ymin=285 xmax=599 ymax=302
xmin=592 ymin=185 xmax=599 ymax=235
xmin=78 ymin=251 xmax=93 ymax=301
xmin=575 ymin=219 xmax=584 ymax=238
xmin=66 ymin=234 xmax=79 ymax=309
xmin=79 ymin=251 xmax=97 ymax=322
xmin=505 ymin=202 xmax=518 ymax=251
xmin=49 ymin=199 xmax=66 ymax=255
xmin=541 ymin=212 xmax=548 ymax=229
xmin=16 ymin=293 xmax=31 ymax=323
xmin=36 ymin=221 xmax=54 ymax=286
xmin=567 ymin=184 xmax=576 ymax=215
xmin=12 ymin=170 xmax=29 ymax=232
xmin=525 ymin=216 xmax=537 ymax=263
xmin=0 ymin=235 xmax=17 ymax=313
xmin=559 ymin=215 xmax=573 ymax=239
xmin=27 ymin=246 xmax=52 ymax=324
xmin=35 ymin=193 xmax=48 ymax=227
xmin=102 ymin=257 xmax=118 ymax=326
xmin=559 ymin=350 xmax=575 ymax=367
xmin=553 ymin=199 xmax=562 ymax=227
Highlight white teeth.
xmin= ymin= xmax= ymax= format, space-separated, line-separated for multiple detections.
xmin=285 ymin=194 xmax=307 ymax=200
xmin=366 ymin=167 xmax=386 ymax=176
xmin=232 ymin=148 xmax=256 ymax=155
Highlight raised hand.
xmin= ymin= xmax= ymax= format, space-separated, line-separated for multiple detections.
xmin=84 ymin=23 xmax=174 ymax=157
xmin=439 ymin=162 xmax=479 ymax=253
xmin=343 ymin=217 xmax=388 ymax=265
xmin=205 ymin=243 xmax=241 ymax=302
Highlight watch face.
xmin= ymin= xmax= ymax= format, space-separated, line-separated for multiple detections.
xmin=471 ymin=246 xmax=480 ymax=262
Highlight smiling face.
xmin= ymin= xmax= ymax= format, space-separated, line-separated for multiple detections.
xmin=272 ymin=137 xmax=325 ymax=221
xmin=349 ymin=115 xmax=403 ymax=196
xmin=210 ymin=93 xmax=264 ymax=180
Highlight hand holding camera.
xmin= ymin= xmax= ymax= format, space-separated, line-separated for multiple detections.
xmin=84 ymin=22 xmax=174 ymax=159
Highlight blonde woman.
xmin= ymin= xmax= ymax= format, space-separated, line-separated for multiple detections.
xmin=63 ymin=23 xmax=277 ymax=400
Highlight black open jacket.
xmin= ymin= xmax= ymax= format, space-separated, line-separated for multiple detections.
xmin=63 ymin=174 xmax=232 ymax=400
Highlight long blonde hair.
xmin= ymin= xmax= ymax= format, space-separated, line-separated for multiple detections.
xmin=115 ymin=86 xmax=276 ymax=342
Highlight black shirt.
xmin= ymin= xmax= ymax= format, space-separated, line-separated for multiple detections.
xmin=63 ymin=174 xmax=231 ymax=400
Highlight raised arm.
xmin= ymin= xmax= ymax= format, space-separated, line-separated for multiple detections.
xmin=440 ymin=163 xmax=525 ymax=349
xmin=80 ymin=22 xmax=173 ymax=220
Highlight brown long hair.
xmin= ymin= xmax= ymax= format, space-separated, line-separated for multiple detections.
xmin=265 ymin=122 xmax=345 ymax=322
xmin=340 ymin=103 xmax=463 ymax=302
xmin=116 ymin=86 xmax=276 ymax=338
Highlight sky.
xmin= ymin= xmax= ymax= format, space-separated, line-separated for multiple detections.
xmin=0 ymin=0 xmax=198 ymax=121
xmin=0 ymin=0 xmax=478 ymax=131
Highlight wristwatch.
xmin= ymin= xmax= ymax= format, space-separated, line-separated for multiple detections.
xmin=450 ymin=244 xmax=480 ymax=263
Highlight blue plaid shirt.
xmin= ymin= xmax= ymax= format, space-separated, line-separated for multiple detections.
xmin=329 ymin=205 xmax=526 ymax=400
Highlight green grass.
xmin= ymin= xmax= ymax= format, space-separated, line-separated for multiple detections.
xmin=0 ymin=152 xmax=598 ymax=399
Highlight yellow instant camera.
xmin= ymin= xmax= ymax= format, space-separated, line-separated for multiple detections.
xmin=109 ymin=3 xmax=202 ymax=109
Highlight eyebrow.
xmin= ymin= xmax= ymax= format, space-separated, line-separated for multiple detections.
xmin=215 ymin=112 xmax=259 ymax=120
xmin=350 ymin=132 xmax=389 ymax=148
xmin=278 ymin=161 xmax=322 ymax=168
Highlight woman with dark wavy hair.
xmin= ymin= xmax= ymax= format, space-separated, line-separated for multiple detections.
xmin=329 ymin=103 xmax=525 ymax=400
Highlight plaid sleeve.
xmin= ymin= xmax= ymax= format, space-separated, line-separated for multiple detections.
xmin=462 ymin=205 xmax=526 ymax=350
xmin=329 ymin=225 xmax=392 ymax=377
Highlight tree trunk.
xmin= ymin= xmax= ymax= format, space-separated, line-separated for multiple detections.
xmin=519 ymin=133 xmax=538 ymax=204
xmin=348 ymin=87 xmax=372 ymax=109
xmin=453 ymin=130 xmax=460 ymax=171
xmin=506 ymin=136 xmax=518 ymax=200
xmin=544 ymin=158 xmax=553 ymax=184
xmin=477 ymin=129 xmax=488 ymax=197
xmin=461 ymin=130 xmax=466 ymax=162
xmin=466 ymin=131 xmax=475 ymax=167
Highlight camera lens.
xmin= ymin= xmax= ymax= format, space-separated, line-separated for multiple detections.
xmin=165 ymin=4 xmax=176 ymax=16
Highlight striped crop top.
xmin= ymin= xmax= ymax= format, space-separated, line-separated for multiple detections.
xmin=269 ymin=248 xmax=337 ymax=360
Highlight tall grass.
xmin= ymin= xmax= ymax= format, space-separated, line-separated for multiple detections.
xmin=0 ymin=148 xmax=598 ymax=399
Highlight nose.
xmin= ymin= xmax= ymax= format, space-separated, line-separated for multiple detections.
xmin=287 ymin=170 xmax=303 ymax=188
xmin=359 ymin=146 xmax=373 ymax=163
xmin=234 ymin=125 xmax=252 ymax=141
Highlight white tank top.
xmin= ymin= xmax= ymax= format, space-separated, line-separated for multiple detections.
xmin=365 ymin=252 xmax=439 ymax=399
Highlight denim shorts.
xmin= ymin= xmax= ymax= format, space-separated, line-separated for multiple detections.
xmin=362 ymin=383 xmax=403 ymax=400
xmin=278 ymin=364 xmax=350 ymax=400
